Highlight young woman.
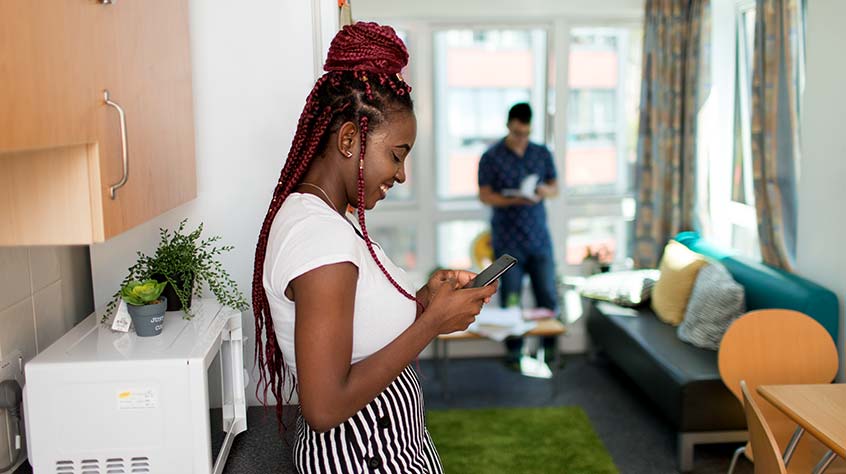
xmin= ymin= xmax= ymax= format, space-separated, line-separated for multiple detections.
xmin=252 ymin=22 xmax=497 ymax=473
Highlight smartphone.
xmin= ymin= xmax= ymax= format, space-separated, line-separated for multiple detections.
xmin=464 ymin=254 xmax=518 ymax=289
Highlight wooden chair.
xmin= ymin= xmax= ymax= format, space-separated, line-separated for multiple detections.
xmin=741 ymin=380 xmax=787 ymax=474
xmin=719 ymin=309 xmax=844 ymax=473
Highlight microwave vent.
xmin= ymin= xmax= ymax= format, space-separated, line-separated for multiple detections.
xmin=54 ymin=457 xmax=151 ymax=473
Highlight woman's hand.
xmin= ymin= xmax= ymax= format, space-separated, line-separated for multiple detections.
xmin=417 ymin=270 xmax=497 ymax=310
xmin=420 ymin=274 xmax=498 ymax=335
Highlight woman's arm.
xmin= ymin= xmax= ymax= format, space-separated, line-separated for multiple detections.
xmin=292 ymin=262 xmax=495 ymax=432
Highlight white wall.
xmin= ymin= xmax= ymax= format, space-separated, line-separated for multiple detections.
xmin=797 ymin=0 xmax=846 ymax=379
xmin=89 ymin=0 xmax=321 ymax=406
xmin=0 ymin=246 xmax=93 ymax=469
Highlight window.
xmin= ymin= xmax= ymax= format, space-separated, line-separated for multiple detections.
xmin=727 ymin=2 xmax=761 ymax=260
xmin=368 ymin=225 xmax=418 ymax=270
xmin=564 ymin=27 xmax=640 ymax=195
xmin=430 ymin=27 xmax=550 ymax=273
xmin=367 ymin=22 xmax=642 ymax=285
xmin=436 ymin=220 xmax=487 ymax=269
xmin=385 ymin=29 xmax=414 ymax=202
xmin=731 ymin=7 xmax=755 ymax=206
xmin=552 ymin=26 xmax=641 ymax=275
xmin=434 ymin=29 xmax=548 ymax=201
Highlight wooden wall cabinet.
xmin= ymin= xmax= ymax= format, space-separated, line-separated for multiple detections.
xmin=0 ymin=0 xmax=196 ymax=245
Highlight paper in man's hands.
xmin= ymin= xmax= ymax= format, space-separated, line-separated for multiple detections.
xmin=502 ymin=174 xmax=541 ymax=202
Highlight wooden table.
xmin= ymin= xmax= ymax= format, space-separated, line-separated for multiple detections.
xmin=432 ymin=318 xmax=567 ymax=399
xmin=758 ymin=384 xmax=846 ymax=472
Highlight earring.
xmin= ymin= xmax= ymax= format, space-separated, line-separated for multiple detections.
xmin=344 ymin=150 xmax=353 ymax=158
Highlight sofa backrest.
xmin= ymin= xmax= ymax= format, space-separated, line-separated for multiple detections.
xmin=675 ymin=231 xmax=840 ymax=346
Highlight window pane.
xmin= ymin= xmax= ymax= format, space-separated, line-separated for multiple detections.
xmin=565 ymin=217 xmax=622 ymax=266
xmin=731 ymin=8 xmax=755 ymax=206
xmin=731 ymin=223 xmax=760 ymax=261
xmin=386 ymin=29 xmax=414 ymax=202
xmin=565 ymin=27 xmax=641 ymax=194
xmin=383 ymin=164 xmax=414 ymax=202
xmin=435 ymin=29 xmax=548 ymax=200
xmin=436 ymin=220 xmax=488 ymax=270
xmin=368 ymin=225 xmax=418 ymax=271
xmin=731 ymin=86 xmax=748 ymax=203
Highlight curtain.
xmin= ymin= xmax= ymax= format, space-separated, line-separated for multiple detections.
xmin=634 ymin=0 xmax=709 ymax=268
xmin=750 ymin=0 xmax=803 ymax=271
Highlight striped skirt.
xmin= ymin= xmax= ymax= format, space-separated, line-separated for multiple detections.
xmin=294 ymin=365 xmax=444 ymax=473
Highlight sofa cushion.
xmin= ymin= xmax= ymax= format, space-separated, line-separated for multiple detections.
xmin=651 ymin=241 xmax=708 ymax=326
xmin=579 ymin=269 xmax=661 ymax=308
xmin=677 ymin=263 xmax=746 ymax=350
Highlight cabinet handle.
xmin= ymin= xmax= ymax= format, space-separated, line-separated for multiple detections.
xmin=99 ymin=0 xmax=114 ymax=4
xmin=104 ymin=90 xmax=129 ymax=199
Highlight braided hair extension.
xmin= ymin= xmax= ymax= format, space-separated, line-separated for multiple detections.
xmin=252 ymin=22 xmax=416 ymax=429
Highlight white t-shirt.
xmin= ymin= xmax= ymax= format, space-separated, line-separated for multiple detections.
xmin=263 ymin=193 xmax=417 ymax=380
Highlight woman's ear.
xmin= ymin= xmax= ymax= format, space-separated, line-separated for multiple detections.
xmin=337 ymin=121 xmax=358 ymax=159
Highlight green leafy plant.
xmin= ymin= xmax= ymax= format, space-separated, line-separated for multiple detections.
xmin=121 ymin=280 xmax=167 ymax=306
xmin=103 ymin=219 xmax=249 ymax=322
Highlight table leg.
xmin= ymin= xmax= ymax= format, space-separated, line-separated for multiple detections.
xmin=813 ymin=450 xmax=837 ymax=474
xmin=433 ymin=338 xmax=441 ymax=383
xmin=782 ymin=426 xmax=805 ymax=465
xmin=441 ymin=339 xmax=450 ymax=400
xmin=552 ymin=334 xmax=561 ymax=398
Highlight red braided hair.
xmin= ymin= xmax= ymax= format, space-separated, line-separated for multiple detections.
xmin=252 ymin=22 xmax=415 ymax=429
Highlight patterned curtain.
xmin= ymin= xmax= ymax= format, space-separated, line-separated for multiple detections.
xmin=750 ymin=0 xmax=803 ymax=271
xmin=634 ymin=0 xmax=709 ymax=268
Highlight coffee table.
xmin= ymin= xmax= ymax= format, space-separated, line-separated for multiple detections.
xmin=431 ymin=318 xmax=567 ymax=399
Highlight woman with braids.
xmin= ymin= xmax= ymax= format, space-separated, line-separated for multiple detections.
xmin=252 ymin=22 xmax=497 ymax=473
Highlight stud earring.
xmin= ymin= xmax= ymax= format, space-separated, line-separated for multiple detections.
xmin=344 ymin=150 xmax=353 ymax=158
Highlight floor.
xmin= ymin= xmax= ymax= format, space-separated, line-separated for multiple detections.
xmin=14 ymin=355 xmax=751 ymax=473
xmin=220 ymin=354 xmax=750 ymax=474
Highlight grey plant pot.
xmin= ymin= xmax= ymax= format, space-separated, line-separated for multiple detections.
xmin=127 ymin=297 xmax=167 ymax=337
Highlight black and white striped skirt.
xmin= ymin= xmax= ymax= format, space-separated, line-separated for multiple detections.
xmin=294 ymin=365 xmax=444 ymax=473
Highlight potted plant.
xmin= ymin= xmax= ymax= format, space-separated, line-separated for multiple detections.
xmin=104 ymin=219 xmax=248 ymax=322
xmin=121 ymin=279 xmax=168 ymax=337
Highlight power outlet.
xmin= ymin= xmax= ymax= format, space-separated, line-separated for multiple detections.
xmin=0 ymin=350 xmax=25 ymax=473
xmin=0 ymin=350 xmax=24 ymax=386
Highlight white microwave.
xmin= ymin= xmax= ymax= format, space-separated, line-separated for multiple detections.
xmin=24 ymin=299 xmax=247 ymax=474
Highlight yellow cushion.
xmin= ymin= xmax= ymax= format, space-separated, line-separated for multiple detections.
xmin=651 ymin=240 xmax=707 ymax=326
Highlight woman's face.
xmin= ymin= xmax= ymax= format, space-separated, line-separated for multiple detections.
xmin=358 ymin=111 xmax=417 ymax=209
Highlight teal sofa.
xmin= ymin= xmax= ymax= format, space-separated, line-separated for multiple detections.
xmin=586 ymin=231 xmax=840 ymax=471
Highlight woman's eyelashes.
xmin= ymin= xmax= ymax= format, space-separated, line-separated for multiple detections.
xmin=392 ymin=152 xmax=402 ymax=164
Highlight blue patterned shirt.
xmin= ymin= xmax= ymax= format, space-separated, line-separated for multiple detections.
xmin=478 ymin=139 xmax=557 ymax=253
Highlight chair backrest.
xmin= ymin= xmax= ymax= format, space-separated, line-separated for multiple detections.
xmin=741 ymin=380 xmax=786 ymax=474
xmin=719 ymin=309 xmax=839 ymax=451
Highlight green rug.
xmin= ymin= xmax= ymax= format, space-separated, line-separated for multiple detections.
xmin=426 ymin=406 xmax=618 ymax=474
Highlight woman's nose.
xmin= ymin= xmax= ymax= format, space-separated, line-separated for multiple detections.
xmin=395 ymin=162 xmax=407 ymax=183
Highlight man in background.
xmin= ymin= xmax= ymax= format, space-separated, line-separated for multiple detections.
xmin=478 ymin=102 xmax=559 ymax=368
